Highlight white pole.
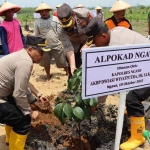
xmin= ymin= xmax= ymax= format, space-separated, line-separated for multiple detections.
xmin=114 ymin=91 xmax=126 ymax=150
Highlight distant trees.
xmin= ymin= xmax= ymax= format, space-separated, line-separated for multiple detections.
xmin=14 ymin=6 xmax=150 ymax=28
xmin=17 ymin=7 xmax=36 ymax=14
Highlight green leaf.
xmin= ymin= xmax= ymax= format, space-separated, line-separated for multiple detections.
xmin=73 ymin=107 xmax=84 ymax=120
xmin=63 ymin=103 xmax=73 ymax=119
xmin=60 ymin=112 xmax=67 ymax=125
xmin=66 ymin=98 xmax=73 ymax=102
xmin=68 ymin=76 xmax=77 ymax=91
xmin=75 ymin=92 xmax=82 ymax=105
xmin=72 ymin=78 xmax=81 ymax=91
xmin=83 ymin=106 xmax=92 ymax=120
xmin=74 ymin=68 xmax=82 ymax=76
xmin=83 ymin=98 xmax=90 ymax=105
xmin=71 ymin=115 xmax=79 ymax=122
xmin=90 ymin=98 xmax=98 ymax=107
xmin=54 ymin=103 xmax=64 ymax=118
xmin=79 ymin=76 xmax=82 ymax=82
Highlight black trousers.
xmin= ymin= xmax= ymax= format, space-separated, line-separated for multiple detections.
xmin=0 ymin=100 xmax=31 ymax=135
xmin=126 ymin=87 xmax=150 ymax=117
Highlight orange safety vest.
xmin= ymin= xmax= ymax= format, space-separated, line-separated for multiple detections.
xmin=105 ymin=16 xmax=132 ymax=30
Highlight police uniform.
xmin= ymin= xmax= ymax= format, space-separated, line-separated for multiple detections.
xmin=0 ymin=35 xmax=51 ymax=150
xmin=85 ymin=17 xmax=150 ymax=149
xmin=109 ymin=27 xmax=149 ymax=46
xmin=109 ymin=27 xmax=150 ymax=116
xmin=0 ymin=49 xmax=34 ymax=134
xmin=58 ymin=4 xmax=93 ymax=69
xmin=110 ymin=27 xmax=150 ymax=149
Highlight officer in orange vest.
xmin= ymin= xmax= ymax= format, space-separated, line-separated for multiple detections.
xmin=105 ymin=0 xmax=132 ymax=30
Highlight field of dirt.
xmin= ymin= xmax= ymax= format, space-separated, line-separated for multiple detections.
xmin=0 ymin=20 xmax=150 ymax=149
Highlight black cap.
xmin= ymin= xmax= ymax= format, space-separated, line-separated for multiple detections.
xmin=85 ymin=17 xmax=106 ymax=45
xmin=25 ymin=35 xmax=51 ymax=52
xmin=57 ymin=3 xmax=73 ymax=28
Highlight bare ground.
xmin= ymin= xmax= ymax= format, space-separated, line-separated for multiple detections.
xmin=0 ymin=21 xmax=150 ymax=149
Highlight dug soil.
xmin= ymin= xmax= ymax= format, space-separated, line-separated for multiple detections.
xmin=0 ymin=64 xmax=149 ymax=150
xmin=26 ymin=65 xmax=149 ymax=150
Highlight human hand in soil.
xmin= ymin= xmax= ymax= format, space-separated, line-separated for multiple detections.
xmin=38 ymin=94 xmax=48 ymax=103
xmin=30 ymin=111 xmax=39 ymax=119
xmin=31 ymin=100 xmax=50 ymax=110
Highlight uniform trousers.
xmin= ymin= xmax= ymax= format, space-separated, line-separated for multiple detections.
xmin=126 ymin=87 xmax=150 ymax=117
xmin=0 ymin=96 xmax=31 ymax=135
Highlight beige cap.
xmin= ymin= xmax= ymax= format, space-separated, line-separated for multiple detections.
xmin=35 ymin=2 xmax=52 ymax=13
xmin=109 ymin=0 xmax=132 ymax=13
xmin=76 ymin=4 xmax=84 ymax=8
xmin=95 ymin=6 xmax=102 ymax=10
xmin=56 ymin=4 xmax=62 ymax=8
xmin=0 ymin=1 xmax=20 ymax=16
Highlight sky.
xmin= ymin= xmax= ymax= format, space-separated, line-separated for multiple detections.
xmin=4 ymin=0 xmax=150 ymax=8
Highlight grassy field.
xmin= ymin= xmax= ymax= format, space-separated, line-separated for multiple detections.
xmin=18 ymin=7 xmax=150 ymax=37
xmin=22 ymin=20 xmax=149 ymax=38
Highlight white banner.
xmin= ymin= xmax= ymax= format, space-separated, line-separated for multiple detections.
xmin=33 ymin=13 xmax=41 ymax=19
xmin=82 ymin=44 xmax=150 ymax=99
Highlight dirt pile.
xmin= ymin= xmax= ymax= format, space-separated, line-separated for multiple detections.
xmin=25 ymin=96 xmax=130 ymax=150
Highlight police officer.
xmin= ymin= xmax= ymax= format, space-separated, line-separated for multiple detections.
xmin=105 ymin=0 xmax=132 ymax=30
xmin=57 ymin=3 xmax=93 ymax=76
xmin=0 ymin=35 xmax=51 ymax=150
xmin=85 ymin=17 xmax=150 ymax=149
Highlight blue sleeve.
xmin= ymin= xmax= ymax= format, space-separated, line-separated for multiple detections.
xmin=20 ymin=26 xmax=25 ymax=45
xmin=0 ymin=26 xmax=9 ymax=55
